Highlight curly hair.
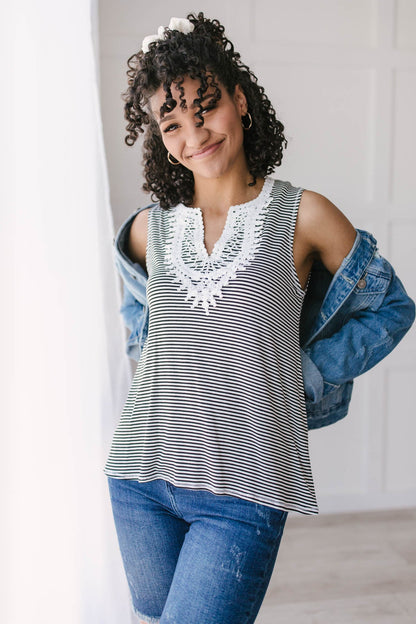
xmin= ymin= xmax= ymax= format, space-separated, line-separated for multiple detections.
xmin=122 ymin=12 xmax=287 ymax=209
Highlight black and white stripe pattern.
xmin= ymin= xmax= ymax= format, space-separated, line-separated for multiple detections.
xmin=104 ymin=178 xmax=319 ymax=515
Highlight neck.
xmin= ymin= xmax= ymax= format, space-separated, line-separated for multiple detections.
xmin=192 ymin=162 xmax=265 ymax=214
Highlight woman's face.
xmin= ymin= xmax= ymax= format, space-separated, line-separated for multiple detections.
xmin=149 ymin=75 xmax=248 ymax=183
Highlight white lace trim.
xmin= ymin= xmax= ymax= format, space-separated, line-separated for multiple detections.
xmin=164 ymin=177 xmax=274 ymax=314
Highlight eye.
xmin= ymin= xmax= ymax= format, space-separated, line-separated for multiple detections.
xmin=200 ymin=103 xmax=215 ymax=115
xmin=163 ymin=123 xmax=179 ymax=133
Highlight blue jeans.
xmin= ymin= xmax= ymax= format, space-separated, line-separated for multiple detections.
xmin=107 ymin=477 xmax=289 ymax=624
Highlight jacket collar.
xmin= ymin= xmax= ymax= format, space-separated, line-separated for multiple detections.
xmin=303 ymin=229 xmax=378 ymax=346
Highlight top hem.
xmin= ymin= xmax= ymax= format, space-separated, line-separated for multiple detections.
xmin=103 ymin=468 xmax=319 ymax=516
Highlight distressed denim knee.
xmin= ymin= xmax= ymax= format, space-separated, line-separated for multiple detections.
xmin=133 ymin=604 xmax=161 ymax=624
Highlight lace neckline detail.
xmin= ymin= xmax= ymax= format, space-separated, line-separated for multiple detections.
xmin=164 ymin=176 xmax=275 ymax=314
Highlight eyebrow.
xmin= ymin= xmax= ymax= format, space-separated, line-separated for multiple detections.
xmin=154 ymin=93 xmax=215 ymax=124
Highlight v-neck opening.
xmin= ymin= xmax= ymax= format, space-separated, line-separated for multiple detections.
xmin=196 ymin=206 xmax=235 ymax=259
xmin=178 ymin=177 xmax=274 ymax=259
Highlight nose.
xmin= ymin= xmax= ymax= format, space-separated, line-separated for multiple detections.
xmin=185 ymin=121 xmax=210 ymax=151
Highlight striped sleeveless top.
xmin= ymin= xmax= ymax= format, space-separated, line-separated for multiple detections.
xmin=104 ymin=177 xmax=319 ymax=515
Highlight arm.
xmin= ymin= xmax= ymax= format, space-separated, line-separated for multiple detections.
xmin=127 ymin=208 xmax=149 ymax=273
xmin=294 ymin=190 xmax=357 ymax=290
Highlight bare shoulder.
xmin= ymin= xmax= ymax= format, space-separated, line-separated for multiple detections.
xmin=298 ymin=189 xmax=351 ymax=231
xmin=296 ymin=189 xmax=357 ymax=275
xmin=127 ymin=207 xmax=150 ymax=272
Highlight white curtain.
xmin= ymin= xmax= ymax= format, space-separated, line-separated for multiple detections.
xmin=3 ymin=2 xmax=134 ymax=622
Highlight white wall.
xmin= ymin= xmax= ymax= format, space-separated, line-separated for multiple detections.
xmin=98 ymin=0 xmax=416 ymax=514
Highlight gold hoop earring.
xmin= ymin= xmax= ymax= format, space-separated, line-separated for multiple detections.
xmin=167 ymin=152 xmax=180 ymax=165
xmin=241 ymin=112 xmax=253 ymax=130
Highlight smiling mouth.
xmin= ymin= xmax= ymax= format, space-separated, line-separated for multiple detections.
xmin=190 ymin=140 xmax=225 ymax=159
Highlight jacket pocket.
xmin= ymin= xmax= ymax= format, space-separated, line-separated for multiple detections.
xmin=350 ymin=253 xmax=391 ymax=310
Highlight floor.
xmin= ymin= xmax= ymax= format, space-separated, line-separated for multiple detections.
xmin=256 ymin=507 xmax=416 ymax=624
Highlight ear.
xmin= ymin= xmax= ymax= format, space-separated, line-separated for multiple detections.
xmin=233 ymin=84 xmax=248 ymax=115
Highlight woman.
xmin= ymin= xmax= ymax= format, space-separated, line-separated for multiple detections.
xmin=104 ymin=13 xmax=414 ymax=624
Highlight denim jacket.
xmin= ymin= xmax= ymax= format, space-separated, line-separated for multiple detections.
xmin=113 ymin=205 xmax=415 ymax=430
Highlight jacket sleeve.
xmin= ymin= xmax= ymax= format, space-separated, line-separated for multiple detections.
xmin=303 ymin=257 xmax=415 ymax=386
xmin=119 ymin=282 xmax=146 ymax=362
